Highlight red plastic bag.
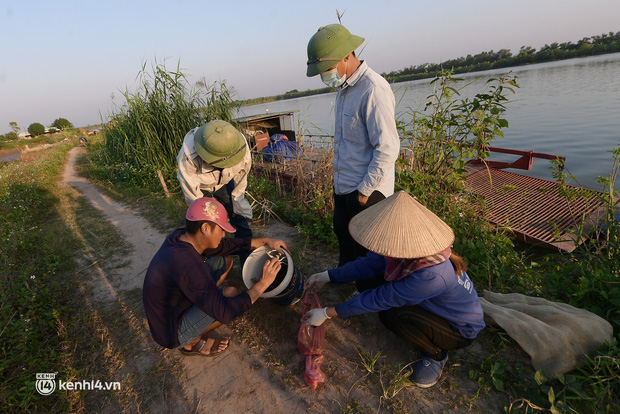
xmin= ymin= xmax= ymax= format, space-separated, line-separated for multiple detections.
xmin=298 ymin=288 xmax=326 ymax=389
xmin=304 ymin=355 xmax=325 ymax=389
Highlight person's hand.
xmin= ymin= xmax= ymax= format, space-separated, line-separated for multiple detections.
xmin=265 ymin=238 xmax=290 ymax=254
xmin=307 ymin=271 xmax=330 ymax=289
xmin=260 ymin=257 xmax=281 ymax=286
xmin=302 ymin=307 xmax=330 ymax=326
xmin=358 ymin=193 xmax=369 ymax=206
xmin=247 ymin=257 xmax=282 ymax=304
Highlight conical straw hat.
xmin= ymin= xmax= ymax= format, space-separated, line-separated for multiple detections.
xmin=349 ymin=191 xmax=455 ymax=259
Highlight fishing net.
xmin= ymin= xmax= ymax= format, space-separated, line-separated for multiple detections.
xmin=298 ymin=288 xmax=326 ymax=389
xmin=480 ymin=290 xmax=613 ymax=376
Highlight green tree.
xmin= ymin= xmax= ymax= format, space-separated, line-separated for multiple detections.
xmin=9 ymin=121 xmax=20 ymax=133
xmin=27 ymin=122 xmax=45 ymax=137
xmin=4 ymin=132 xmax=19 ymax=141
xmin=52 ymin=118 xmax=73 ymax=130
xmin=0 ymin=132 xmax=18 ymax=143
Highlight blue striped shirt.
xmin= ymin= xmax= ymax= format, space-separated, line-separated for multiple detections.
xmin=333 ymin=61 xmax=400 ymax=196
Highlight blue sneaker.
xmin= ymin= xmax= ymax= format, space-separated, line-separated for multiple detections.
xmin=411 ymin=354 xmax=448 ymax=388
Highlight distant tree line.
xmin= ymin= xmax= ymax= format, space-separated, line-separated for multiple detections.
xmin=382 ymin=31 xmax=620 ymax=83
xmin=237 ymin=86 xmax=337 ymax=106
xmin=1 ymin=118 xmax=73 ymax=139
xmin=239 ymin=31 xmax=620 ymax=106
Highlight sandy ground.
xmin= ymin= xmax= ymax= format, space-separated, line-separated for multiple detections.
xmin=61 ymin=146 xmax=521 ymax=413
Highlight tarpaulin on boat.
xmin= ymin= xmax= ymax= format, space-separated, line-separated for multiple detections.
xmin=260 ymin=134 xmax=302 ymax=163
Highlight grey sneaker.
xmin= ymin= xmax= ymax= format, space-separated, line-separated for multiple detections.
xmin=411 ymin=354 xmax=448 ymax=388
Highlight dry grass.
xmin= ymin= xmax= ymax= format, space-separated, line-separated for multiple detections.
xmin=53 ymin=177 xmax=188 ymax=413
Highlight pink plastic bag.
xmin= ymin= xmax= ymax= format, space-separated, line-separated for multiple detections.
xmin=298 ymin=288 xmax=326 ymax=389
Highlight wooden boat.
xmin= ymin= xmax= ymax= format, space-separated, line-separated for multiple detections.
xmin=236 ymin=110 xmax=299 ymax=151
xmin=464 ymin=147 xmax=611 ymax=252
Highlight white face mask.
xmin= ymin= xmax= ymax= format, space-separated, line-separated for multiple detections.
xmin=321 ymin=61 xmax=347 ymax=88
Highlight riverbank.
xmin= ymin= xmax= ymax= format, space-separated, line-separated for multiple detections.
xmin=0 ymin=140 xmax=73 ymax=163
xmin=2 ymin=133 xmax=618 ymax=412
xmin=0 ymin=139 xmax=520 ymax=412
xmin=238 ymin=36 xmax=620 ymax=106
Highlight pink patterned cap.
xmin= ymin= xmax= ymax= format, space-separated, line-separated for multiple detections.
xmin=186 ymin=197 xmax=236 ymax=233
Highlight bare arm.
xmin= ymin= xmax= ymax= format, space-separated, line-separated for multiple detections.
xmin=326 ymin=307 xmax=339 ymax=318
xmin=246 ymin=257 xmax=281 ymax=303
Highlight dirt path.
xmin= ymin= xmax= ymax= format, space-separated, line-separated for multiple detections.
xmin=61 ymin=146 xmax=521 ymax=413
xmin=63 ymin=147 xmax=306 ymax=412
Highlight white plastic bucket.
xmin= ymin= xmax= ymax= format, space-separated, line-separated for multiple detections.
xmin=242 ymin=246 xmax=295 ymax=298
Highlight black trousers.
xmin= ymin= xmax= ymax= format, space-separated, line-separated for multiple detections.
xmin=356 ymin=276 xmax=473 ymax=360
xmin=333 ymin=190 xmax=385 ymax=266
xmin=202 ymin=180 xmax=253 ymax=264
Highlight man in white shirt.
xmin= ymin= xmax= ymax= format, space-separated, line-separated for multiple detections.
xmin=177 ymin=120 xmax=253 ymax=262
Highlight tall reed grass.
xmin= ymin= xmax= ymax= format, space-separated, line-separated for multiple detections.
xmin=249 ymin=129 xmax=336 ymax=245
xmin=101 ymin=60 xmax=239 ymax=184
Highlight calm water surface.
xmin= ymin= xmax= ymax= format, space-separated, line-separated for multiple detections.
xmin=0 ymin=151 xmax=20 ymax=163
xmin=240 ymin=53 xmax=620 ymax=191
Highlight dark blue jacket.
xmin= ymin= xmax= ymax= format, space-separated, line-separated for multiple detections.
xmin=329 ymin=252 xmax=485 ymax=339
xmin=143 ymin=229 xmax=252 ymax=348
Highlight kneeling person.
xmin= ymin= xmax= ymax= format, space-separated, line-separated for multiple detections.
xmin=143 ymin=197 xmax=289 ymax=356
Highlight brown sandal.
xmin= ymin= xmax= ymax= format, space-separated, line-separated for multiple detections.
xmin=179 ymin=337 xmax=229 ymax=357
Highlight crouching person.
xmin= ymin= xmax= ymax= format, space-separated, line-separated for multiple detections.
xmin=303 ymin=191 xmax=484 ymax=388
xmin=143 ymin=197 xmax=289 ymax=356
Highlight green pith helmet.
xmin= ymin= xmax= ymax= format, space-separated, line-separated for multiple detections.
xmin=306 ymin=24 xmax=364 ymax=77
xmin=194 ymin=120 xmax=247 ymax=168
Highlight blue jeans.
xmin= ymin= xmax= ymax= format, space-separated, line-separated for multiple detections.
xmin=177 ymin=257 xmax=226 ymax=347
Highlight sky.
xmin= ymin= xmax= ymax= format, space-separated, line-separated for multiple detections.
xmin=1 ymin=0 xmax=619 ymax=134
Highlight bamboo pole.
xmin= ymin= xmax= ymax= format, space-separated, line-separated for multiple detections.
xmin=157 ymin=170 xmax=171 ymax=198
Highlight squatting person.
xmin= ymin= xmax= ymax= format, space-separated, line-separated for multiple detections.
xmin=143 ymin=197 xmax=289 ymax=356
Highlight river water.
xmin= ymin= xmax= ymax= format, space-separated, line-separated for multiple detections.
xmin=0 ymin=150 xmax=20 ymax=163
xmin=240 ymin=53 xmax=620 ymax=191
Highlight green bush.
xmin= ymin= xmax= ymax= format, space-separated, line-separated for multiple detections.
xmin=395 ymin=73 xmax=620 ymax=412
xmin=2 ymin=132 xmax=19 ymax=142
xmin=51 ymin=118 xmax=73 ymax=130
xmin=27 ymin=122 xmax=45 ymax=137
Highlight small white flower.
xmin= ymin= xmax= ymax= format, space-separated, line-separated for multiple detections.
xmin=30 ymin=275 xmax=36 ymax=279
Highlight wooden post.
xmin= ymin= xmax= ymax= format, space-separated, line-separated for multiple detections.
xmin=157 ymin=170 xmax=171 ymax=198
